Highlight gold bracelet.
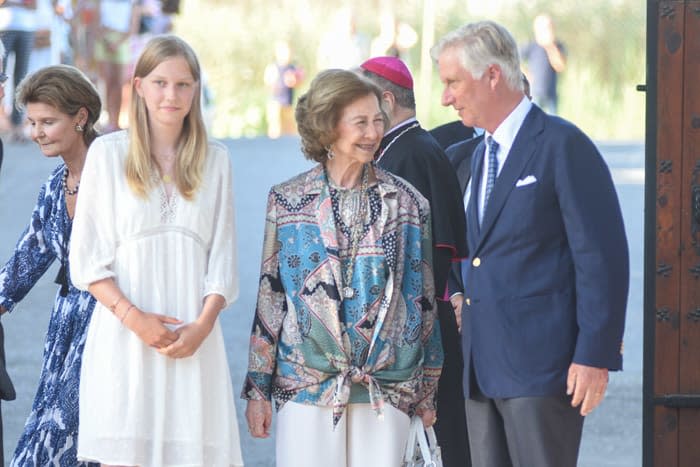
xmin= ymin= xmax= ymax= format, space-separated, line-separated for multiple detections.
xmin=109 ymin=296 xmax=124 ymax=314
xmin=120 ymin=304 xmax=136 ymax=323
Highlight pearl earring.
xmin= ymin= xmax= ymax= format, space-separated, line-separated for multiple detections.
xmin=75 ymin=124 xmax=83 ymax=132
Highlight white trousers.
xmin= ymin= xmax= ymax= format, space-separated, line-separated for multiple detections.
xmin=276 ymin=402 xmax=411 ymax=467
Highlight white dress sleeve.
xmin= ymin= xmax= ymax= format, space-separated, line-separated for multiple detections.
xmin=69 ymin=136 xmax=118 ymax=291
xmin=202 ymin=144 xmax=239 ymax=307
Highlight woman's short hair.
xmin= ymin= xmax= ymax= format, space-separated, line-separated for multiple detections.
xmin=127 ymin=34 xmax=208 ymax=200
xmin=15 ymin=65 xmax=102 ymax=146
xmin=430 ymin=21 xmax=523 ymax=92
xmin=295 ymin=69 xmax=387 ymax=163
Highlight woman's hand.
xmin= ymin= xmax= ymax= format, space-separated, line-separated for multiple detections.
xmin=416 ymin=408 xmax=437 ymax=429
xmin=246 ymin=400 xmax=273 ymax=438
xmin=123 ymin=308 xmax=181 ymax=348
xmin=158 ymin=320 xmax=212 ymax=359
xmin=157 ymin=294 xmax=224 ymax=359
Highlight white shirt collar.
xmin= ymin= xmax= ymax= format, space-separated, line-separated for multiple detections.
xmin=484 ymin=96 xmax=532 ymax=158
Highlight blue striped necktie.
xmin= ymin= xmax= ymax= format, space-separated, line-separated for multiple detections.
xmin=480 ymin=136 xmax=499 ymax=225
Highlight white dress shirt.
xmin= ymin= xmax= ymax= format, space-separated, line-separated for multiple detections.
xmin=475 ymin=97 xmax=533 ymax=222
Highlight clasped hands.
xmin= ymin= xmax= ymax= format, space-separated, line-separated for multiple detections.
xmin=123 ymin=308 xmax=212 ymax=359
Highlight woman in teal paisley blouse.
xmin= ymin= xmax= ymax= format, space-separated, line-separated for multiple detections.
xmin=242 ymin=69 xmax=443 ymax=467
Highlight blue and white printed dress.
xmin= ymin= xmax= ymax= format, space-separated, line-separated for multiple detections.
xmin=0 ymin=164 xmax=97 ymax=467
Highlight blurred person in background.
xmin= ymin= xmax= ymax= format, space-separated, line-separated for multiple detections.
xmin=370 ymin=9 xmax=417 ymax=63
xmin=243 ymin=69 xmax=442 ymax=467
xmin=316 ymin=7 xmax=369 ymax=70
xmin=94 ymin=0 xmax=139 ymax=132
xmin=70 ymin=0 xmax=99 ymax=79
xmin=520 ymin=13 xmax=566 ymax=115
xmin=360 ymin=56 xmax=470 ymax=467
xmin=137 ymin=0 xmax=174 ymax=37
xmin=263 ymin=39 xmax=303 ymax=138
xmin=51 ymin=0 xmax=73 ymax=65
xmin=27 ymin=0 xmax=56 ymax=73
xmin=0 ymin=64 xmax=101 ymax=466
xmin=0 ymin=0 xmax=37 ymax=142
xmin=70 ymin=35 xmax=243 ymax=467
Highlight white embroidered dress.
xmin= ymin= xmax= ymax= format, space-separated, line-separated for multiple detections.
xmin=70 ymin=131 xmax=243 ymax=466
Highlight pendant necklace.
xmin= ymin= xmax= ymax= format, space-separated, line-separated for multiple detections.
xmin=339 ymin=164 xmax=369 ymax=300
xmin=153 ymin=152 xmax=176 ymax=184
xmin=376 ymin=122 xmax=419 ymax=162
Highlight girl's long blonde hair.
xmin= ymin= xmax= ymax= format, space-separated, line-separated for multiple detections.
xmin=126 ymin=35 xmax=208 ymax=200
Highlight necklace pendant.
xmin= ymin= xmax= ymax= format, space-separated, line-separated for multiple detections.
xmin=162 ymin=174 xmax=173 ymax=184
xmin=343 ymin=286 xmax=355 ymax=299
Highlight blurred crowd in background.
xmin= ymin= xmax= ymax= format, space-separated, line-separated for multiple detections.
xmin=0 ymin=1 xmax=645 ymax=142
xmin=0 ymin=0 xmax=190 ymax=141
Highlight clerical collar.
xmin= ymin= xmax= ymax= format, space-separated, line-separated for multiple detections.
xmin=376 ymin=119 xmax=420 ymax=163
xmin=385 ymin=117 xmax=418 ymax=136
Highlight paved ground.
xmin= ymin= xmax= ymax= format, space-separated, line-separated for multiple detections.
xmin=0 ymin=136 xmax=644 ymax=466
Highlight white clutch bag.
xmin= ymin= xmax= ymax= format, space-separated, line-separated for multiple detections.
xmin=403 ymin=415 xmax=443 ymax=467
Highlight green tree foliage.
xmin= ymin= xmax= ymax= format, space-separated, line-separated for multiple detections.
xmin=174 ymin=0 xmax=645 ymax=140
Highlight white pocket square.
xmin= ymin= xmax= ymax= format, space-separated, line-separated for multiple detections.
xmin=516 ymin=175 xmax=537 ymax=187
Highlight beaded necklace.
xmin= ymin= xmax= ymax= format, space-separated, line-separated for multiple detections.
xmin=62 ymin=167 xmax=80 ymax=196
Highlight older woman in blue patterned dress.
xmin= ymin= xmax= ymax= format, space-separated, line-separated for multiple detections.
xmin=243 ymin=69 xmax=443 ymax=467
xmin=0 ymin=65 xmax=101 ymax=467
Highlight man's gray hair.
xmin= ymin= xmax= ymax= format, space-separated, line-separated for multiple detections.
xmin=359 ymin=69 xmax=416 ymax=110
xmin=430 ymin=21 xmax=523 ymax=92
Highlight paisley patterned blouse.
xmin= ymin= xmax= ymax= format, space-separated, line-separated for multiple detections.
xmin=242 ymin=164 xmax=443 ymax=426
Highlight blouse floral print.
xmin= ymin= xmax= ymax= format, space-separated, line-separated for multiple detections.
xmin=242 ymin=164 xmax=442 ymax=426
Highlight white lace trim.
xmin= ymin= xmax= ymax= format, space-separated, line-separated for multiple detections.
xmin=154 ymin=174 xmax=178 ymax=224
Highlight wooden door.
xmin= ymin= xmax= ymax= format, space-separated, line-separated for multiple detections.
xmin=644 ymin=1 xmax=700 ymax=466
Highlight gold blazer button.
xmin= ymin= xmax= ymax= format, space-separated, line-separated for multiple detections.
xmin=472 ymin=257 xmax=481 ymax=267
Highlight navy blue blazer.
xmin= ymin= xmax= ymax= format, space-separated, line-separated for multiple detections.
xmin=462 ymin=105 xmax=628 ymax=399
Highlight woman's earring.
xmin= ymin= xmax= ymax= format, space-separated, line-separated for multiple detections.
xmin=325 ymin=146 xmax=334 ymax=160
xmin=75 ymin=124 xmax=84 ymax=132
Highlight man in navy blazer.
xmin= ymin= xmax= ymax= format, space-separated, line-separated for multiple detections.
xmin=431 ymin=21 xmax=628 ymax=467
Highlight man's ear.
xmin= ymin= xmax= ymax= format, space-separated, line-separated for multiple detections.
xmin=488 ymin=64 xmax=502 ymax=90
xmin=381 ymin=90 xmax=395 ymax=113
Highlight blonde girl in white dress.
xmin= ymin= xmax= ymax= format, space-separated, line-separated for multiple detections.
xmin=70 ymin=35 xmax=244 ymax=467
